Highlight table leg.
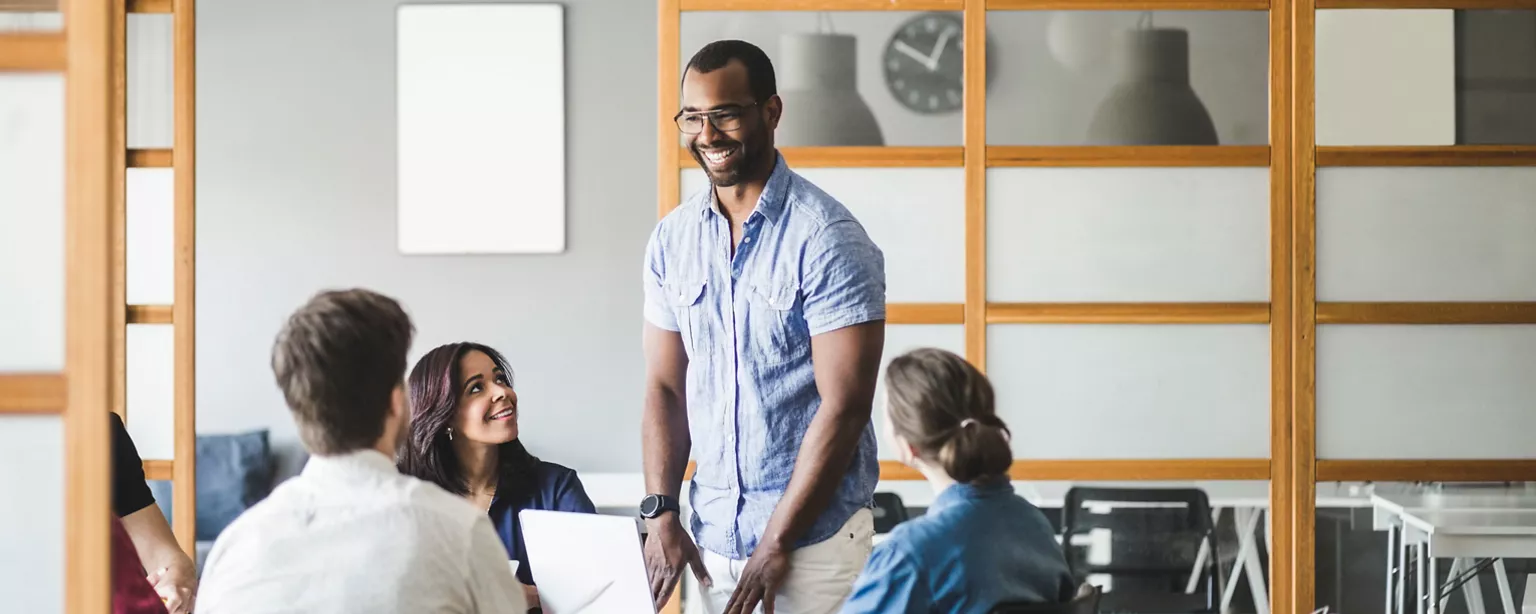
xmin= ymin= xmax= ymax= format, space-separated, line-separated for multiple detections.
xmin=1418 ymin=542 xmax=1427 ymax=614
xmin=1428 ymin=554 xmax=1439 ymax=614
xmin=1399 ymin=528 xmax=1408 ymax=614
xmin=1387 ymin=525 xmax=1398 ymax=614
xmin=1189 ymin=508 xmax=1215 ymax=596
xmin=1494 ymin=559 xmax=1515 ymax=614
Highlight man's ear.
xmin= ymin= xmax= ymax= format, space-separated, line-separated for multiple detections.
xmin=764 ymin=94 xmax=783 ymax=130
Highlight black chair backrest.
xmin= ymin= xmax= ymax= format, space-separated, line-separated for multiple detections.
xmin=1059 ymin=487 xmax=1216 ymax=586
xmin=991 ymin=583 xmax=1102 ymax=614
xmin=871 ymin=491 xmax=909 ymax=534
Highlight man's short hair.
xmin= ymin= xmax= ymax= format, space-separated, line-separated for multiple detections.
xmin=271 ymin=288 xmax=415 ymax=455
xmin=684 ymin=39 xmax=777 ymax=102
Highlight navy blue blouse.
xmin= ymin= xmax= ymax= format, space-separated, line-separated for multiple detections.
xmin=487 ymin=460 xmax=597 ymax=585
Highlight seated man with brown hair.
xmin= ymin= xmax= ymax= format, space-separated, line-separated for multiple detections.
xmin=196 ymin=288 xmax=526 ymax=614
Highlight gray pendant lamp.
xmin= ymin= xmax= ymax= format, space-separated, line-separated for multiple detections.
xmin=1086 ymin=15 xmax=1219 ymax=145
xmin=775 ymin=25 xmax=885 ymax=146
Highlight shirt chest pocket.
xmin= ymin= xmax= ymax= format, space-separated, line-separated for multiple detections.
xmin=748 ymin=283 xmax=808 ymax=365
xmin=666 ymin=279 xmax=707 ymax=357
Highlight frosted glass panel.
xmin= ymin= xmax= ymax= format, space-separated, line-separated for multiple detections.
xmin=127 ymin=170 xmax=175 ymax=305
xmin=0 ymin=74 xmax=65 ymax=371
xmin=1317 ymin=168 xmax=1536 ymax=301
xmin=989 ymin=325 xmax=1270 ymax=458
xmin=127 ymin=325 xmax=176 ymax=460
xmin=988 ymin=168 xmax=1269 ymax=302
xmin=1318 ymin=325 xmax=1536 ymax=459
xmin=127 ymin=14 xmax=174 ymax=149
xmin=0 ymin=12 xmax=62 ymax=32
xmin=682 ymin=168 xmax=965 ymax=302
xmin=872 ymin=325 xmax=965 ymax=460
xmin=0 ymin=416 xmax=63 ymax=614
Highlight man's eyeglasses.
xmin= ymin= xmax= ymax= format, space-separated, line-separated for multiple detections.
xmin=674 ymin=102 xmax=758 ymax=135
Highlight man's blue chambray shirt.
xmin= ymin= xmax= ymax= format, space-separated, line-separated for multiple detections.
xmin=643 ymin=152 xmax=887 ymax=560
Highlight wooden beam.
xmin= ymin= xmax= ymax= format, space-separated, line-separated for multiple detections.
xmin=990 ymin=0 xmax=1266 ymax=7
xmin=0 ymin=0 xmax=58 ymax=10
xmin=987 ymin=302 xmax=1271 ymax=324
xmin=0 ymin=374 xmax=66 ymax=413
xmin=878 ymin=459 xmax=1273 ymax=481
xmin=142 ymin=459 xmax=173 ymax=481
xmin=1269 ymin=0 xmax=1296 ymax=608
xmin=126 ymin=0 xmax=172 ymax=13
xmin=126 ymin=148 xmax=171 ymax=168
xmin=64 ymin=0 xmax=116 ymax=608
xmin=172 ymin=0 xmax=199 ymax=557
xmin=679 ymin=0 xmax=960 ymax=9
xmin=112 ymin=0 xmax=127 ymax=424
xmin=1289 ymin=0 xmax=1319 ymax=607
xmin=0 ymin=32 xmax=65 ymax=71
xmin=658 ymin=0 xmax=680 ymax=218
xmin=1318 ymin=146 xmax=1536 ymax=167
xmin=888 ymin=303 xmax=965 ymax=325
xmin=126 ymin=304 xmax=173 ymax=324
xmin=988 ymin=145 xmax=1270 ymax=167
xmin=1317 ymin=0 xmax=1536 ymax=8
xmin=1318 ymin=302 xmax=1536 ymax=325
xmin=1317 ymin=460 xmax=1536 ymax=483
xmin=677 ymin=146 xmax=962 ymax=169
xmin=964 ymin=0 xmax=987 ymax=372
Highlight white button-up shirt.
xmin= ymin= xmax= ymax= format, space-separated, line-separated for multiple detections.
xmin=197 ymin=449 xmax=527 ymax=613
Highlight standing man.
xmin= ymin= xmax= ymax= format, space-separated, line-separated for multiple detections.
xmin=640 ymin=40 xmax=887 ymax=614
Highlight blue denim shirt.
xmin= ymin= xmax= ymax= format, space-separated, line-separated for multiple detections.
xmin=643 ymin=152 xmax=886 ymax=560
xmin=842 ymin=479 xmax=1077 ymax=614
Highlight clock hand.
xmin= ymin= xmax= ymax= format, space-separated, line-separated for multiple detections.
xmin=929 ymin=25 xmax=957 ymax=67
xmin=892 ymin=39 xmax=937 ymax=71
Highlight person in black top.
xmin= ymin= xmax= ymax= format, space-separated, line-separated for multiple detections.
xmin=111 ymin=412 xmax=197 ymax=613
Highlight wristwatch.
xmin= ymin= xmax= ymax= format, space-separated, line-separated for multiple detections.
xmin=639 ymin=493 xmax=680 ymax=519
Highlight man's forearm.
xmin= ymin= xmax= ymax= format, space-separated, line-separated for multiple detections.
xmin=643 ymin=384 xmax=691 ymax=500
xmin=758 ymin=403 xmax=868 ymax=551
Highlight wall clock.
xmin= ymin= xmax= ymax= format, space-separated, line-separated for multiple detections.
xmin=881 ymin=12 xmax=994 ymax=115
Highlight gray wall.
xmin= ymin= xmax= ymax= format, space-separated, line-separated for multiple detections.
xmin=197 ymin=0 xmax=656 ymax=475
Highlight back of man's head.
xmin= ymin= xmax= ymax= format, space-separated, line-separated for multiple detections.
xmin=271 ymin=288 xmax=415 ymax=456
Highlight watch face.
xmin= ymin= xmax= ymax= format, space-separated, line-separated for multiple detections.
xmin=640 ymin=496 xmax=659 ymax=517
xmin=883 ymin=13 xmax=965 ymax=115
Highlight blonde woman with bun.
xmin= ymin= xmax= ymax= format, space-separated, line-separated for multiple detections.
xmin=841 ymin=348 xmax=1075 ymax=614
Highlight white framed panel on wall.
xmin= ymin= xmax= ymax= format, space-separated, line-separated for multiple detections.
xmin=127 ymin=169 xmax=174 ymax=305
xmin=682 ymin=168 xmax=965 ymax=303
xmin=1317 ymin=167 xmax=1536 ymax=301
xmin=396 ymin=3 xmax=566 ymax=255
xmin=127 ymin=14 xmax=174 ymax=150
xmin=1317 ymin=325 xmax=1536 ymax=459
xmin=127 ymin=325 xmax=176 ymax=460
xmin=0 ymin=74 xmax=65 ymax=371
xmin=988 ymin=325 xmax=1270 ymax=459
xmin=987 ymin=168 xmax=1270 ymax=302
xmin=0 ymin=416 xmax=64 ymax=613
xmin=871 ymin=324 xmax=966 ymax=460
xmin=0 ymin=12 xmax=62 ymax=32
xmin=1315 ymin=10 xmax=1455 ymax=146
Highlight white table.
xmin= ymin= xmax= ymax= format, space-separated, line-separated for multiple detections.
xmin=1370 ymin=486 xmax=1536 ymax=614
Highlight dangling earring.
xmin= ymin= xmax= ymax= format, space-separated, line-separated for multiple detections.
xmin=447 ymin=428 xmax=454 ymax=441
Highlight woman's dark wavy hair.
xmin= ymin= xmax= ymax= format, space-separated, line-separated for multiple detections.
xmin=397 ymin=342 xmax=540 ymax=500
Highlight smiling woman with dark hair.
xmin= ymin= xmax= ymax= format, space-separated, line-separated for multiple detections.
xmin=398 ymin=341 xmax=595 ymax=610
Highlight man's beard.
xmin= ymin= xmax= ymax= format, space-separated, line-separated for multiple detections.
xmin=694 ymin=139 xmax=762 ymax=187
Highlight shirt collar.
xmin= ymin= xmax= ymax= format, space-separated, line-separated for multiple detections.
xmin=300 ymin=448 xmax=399 ymax=483
xmin=929 ymin=476 xmax=1015 ymax=514
xmin=698 ymin=150 xmax=790 ymax=225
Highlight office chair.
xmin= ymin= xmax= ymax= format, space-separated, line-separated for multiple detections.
xmin=992 ymin=583 xmax=1103 ymax=614
xmin=871 ymin=491 xmax=910 ymax=534
xmin=1060 ymin=487 xmax=1222 ymax=614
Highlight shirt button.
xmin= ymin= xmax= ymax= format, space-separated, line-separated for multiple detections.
xmin=743 ymin=236 xmax=752 ymax=243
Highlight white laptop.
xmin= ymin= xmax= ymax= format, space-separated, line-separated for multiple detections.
xmin=519 ymin=509 xmax=656 ymax=614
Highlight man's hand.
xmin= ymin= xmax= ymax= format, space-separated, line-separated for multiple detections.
xmin=723 ymin=542 xmax=790 ymax=614
xmin=146 ymin=563 xmax=197 ymax=614
xmin=644 ymin=516 xmax=711 ymax=611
